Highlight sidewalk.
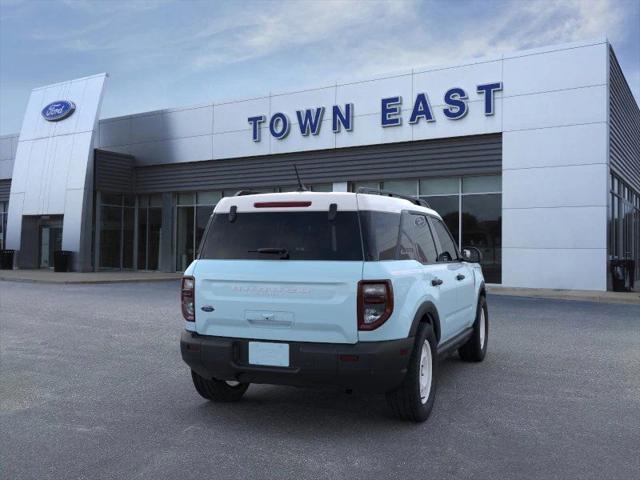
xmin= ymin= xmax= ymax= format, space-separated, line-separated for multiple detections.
xmin=0 ymin=269 xmax=182 ymax=284
xmin=488 ymin=285 xmax=640 ymax=305
xmin=2 ymin=270 xmax=639 ymax=304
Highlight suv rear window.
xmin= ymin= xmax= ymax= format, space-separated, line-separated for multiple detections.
xmin=199 ymin=211 xmax=363 ymax=261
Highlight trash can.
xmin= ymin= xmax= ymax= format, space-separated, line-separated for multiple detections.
xmin=53 ymin=250 xmax=72 ymax=272
xmin=0 ymin=249 xmax=14 ymax=270
xmin=611 ymin=259 xmax=630 ymax=292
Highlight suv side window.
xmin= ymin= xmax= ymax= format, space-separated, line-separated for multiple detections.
xmin=430 ymin=217 xmax=459 ymax=262
xmin=360 ymin=211 xmax=401 ymax=261
xmin=398 ymin=212 xmax=438 ymax=263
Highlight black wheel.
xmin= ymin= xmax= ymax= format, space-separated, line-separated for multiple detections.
xmin=386 ymin=322 xmax=437 ymax=423
xmin=191 ymin=370 xmax=249 ymax=402
xmin=459 ymin=295 xmax=488 ymax=362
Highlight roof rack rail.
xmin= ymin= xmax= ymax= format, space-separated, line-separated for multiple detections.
xmin=356 ymin=187 xmax=431 ymax=209
xmin=233 ymin=190 xmax=261 ymax=197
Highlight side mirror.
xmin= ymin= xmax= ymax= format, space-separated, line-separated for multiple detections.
xmin=461 ymin=246 xmax=482 ymax=263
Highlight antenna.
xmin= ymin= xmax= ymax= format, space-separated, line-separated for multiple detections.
xmin=293 ymin=164 xmax=308 ymax=192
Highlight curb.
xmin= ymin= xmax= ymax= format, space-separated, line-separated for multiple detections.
xmin=488 ymin=288 xmax=640 ymax=305
xmin=0 ymin=276 xmax=181 ymax=285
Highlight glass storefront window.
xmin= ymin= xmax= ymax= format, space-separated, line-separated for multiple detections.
xmin=0 ymin=201 xmax=8 ymax=250
xmin=197 ymin=191 xmax=222 ymax=205
xmin=98 ymin=193 xmax=137 ymax=270
xmin=178 ymin=192 xmax=196 ymax=205
xmin=462 ymin=175 xmax=501 ymax=193
xmin=383 ymin=179 xmax=417 ymax=196
xmin=350 ymin=175 xmax=502 ymax=283
xmin=609 ymin=173 xmax=640 ymax=290
xmin=419 ymin=177 xmax=459 ymax=195
xmin=176 ymin=206 xmax=195 ymax=271
xmin=176 ymin=190 xmax=224 ymax=271
xmin=137 ymin=195 xmax=163 ymax=271
xmin=99 ymin=205 xmax=123 ymax=269
xmin=352 ymin=181 xmax=381 ymax=191
xmin=461 ymin=194 xmax=502 ymax=283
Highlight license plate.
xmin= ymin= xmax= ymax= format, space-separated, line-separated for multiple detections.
xmin=248 ymin=342 xmax=289 ymax=367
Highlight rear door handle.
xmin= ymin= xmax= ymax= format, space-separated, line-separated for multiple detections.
xmin=431 ymin=278 xmax=443 ymax=286
xmin=456 ymin=274 xmax=466 ymax=281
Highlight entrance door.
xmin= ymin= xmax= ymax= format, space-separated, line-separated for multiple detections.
xmin=39 ymin=225 xmax=62 ymax=268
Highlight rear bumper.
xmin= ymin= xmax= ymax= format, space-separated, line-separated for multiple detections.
xmin=181 ymin=331 xmax=414 ymax=393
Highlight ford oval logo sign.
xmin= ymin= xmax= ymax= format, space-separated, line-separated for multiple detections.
xmin=41 ymin=100 xmax=76 ymax=122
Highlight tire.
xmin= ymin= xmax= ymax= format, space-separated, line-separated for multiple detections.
xmin=191 ymin=370 xmax=249 ymax=402
xmin=386 ymin=323 xmax=437 ymax=423
xmin=459 ymin=295 xmax=488 ymax=362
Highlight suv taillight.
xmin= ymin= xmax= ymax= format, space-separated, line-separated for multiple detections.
xmin=357 ymin=280 xmax=393 ymax=330
xmin=181 ymin=276 xmax=195 ymax=321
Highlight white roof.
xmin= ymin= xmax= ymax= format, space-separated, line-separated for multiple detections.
xmin=214 ymin=191 xmax=441 ymax=218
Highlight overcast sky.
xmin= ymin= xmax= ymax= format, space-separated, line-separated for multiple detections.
xmin=1 ymin=0 xmax=638 ymax=135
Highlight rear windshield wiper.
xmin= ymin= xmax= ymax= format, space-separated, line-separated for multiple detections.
xmin=248 ymin=247 xmax=290 ymax=259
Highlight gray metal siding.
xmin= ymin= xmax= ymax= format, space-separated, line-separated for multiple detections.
xmin=134 ymin=134 xmax=501 ymax=193
xmin=609 ymin=47 xmax=640 ymax=193
xmin=94 ymin=149 xmax=135 ymax=193
xmin=0 ymin=179 xmax=10 ymax=202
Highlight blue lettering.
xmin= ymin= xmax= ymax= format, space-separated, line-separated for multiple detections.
xmin=296 ymin=107 xmax=325 ymax=136
xmin=443 ymin=88 xmax=468 ymax=120
xmin=381 ymin=96 xmax=402 ymax=127
xmin=269 ymin=112 xmax=290 ymax=139
xmin=409 ymin=93 xmax=435 ymax=124
xmin=477 ymin=82 xmax=503 ymax=115
xmin=332 ymin=104 xmax=353 ymax=132
xmin=247 ymin=115 xmax=265 ymax=142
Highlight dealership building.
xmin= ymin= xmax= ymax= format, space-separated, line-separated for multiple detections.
xmin=0 ymin=39 xmax=638 ymax=291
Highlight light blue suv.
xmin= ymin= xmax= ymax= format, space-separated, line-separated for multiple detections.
xmin=180 ymin=189 xmax=488 ymax=422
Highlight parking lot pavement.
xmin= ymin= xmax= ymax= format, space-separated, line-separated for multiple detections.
xmin=1 ymin=281 xmax=639 ymax=480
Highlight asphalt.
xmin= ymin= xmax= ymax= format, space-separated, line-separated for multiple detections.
xmin=1 ymin=281 xmax=639 ymax=480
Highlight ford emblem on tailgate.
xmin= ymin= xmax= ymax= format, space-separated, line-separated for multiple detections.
xmin=41 ymin=100 xmax=76 ymax=122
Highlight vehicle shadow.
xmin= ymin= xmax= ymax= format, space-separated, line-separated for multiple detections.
xmin=191 ymin=353 xmax=470 ymax=432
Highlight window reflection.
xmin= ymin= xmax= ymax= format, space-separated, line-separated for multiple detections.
xmin=462 ymin=194 xmax=502 ymax=283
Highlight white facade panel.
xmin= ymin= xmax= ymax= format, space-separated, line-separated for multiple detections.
xmin=412 ymin=99 xmax=502 ymax=141
xmin=335 ymin=112 xmax=412 ymax=149
xmin=7 ymin=140 xmax=31 ymax=194
xmin=213 ymin=128 xmax=270 ymax=159
xmin=98 ymin=117 xmax=131 ymax=148
xmin=503 ymin=123 xmax=608 ymax=170
xmin=6 ymin=73 xmax=106 ymax=272
xmin=503 ymin=206 xmax=607 ymax=249
xmin=21 ymin=137 xmax=48 ymax=214
xmin=5 ymin=192 xmax=24 ymax=248
xmin=336 ymin=74 xmax=412 ymax=116
xmin=61 ymin=188 xmax=85 ymax=251
xmin=271 ymin=118 xmax=334 ymax=154
xmin=18 ymin=87 xmax=46 ymax=141
xmin=270 ymin=86 xmax=336 ymax=118
xmin=503 ymin=163 xmax=608 ymax=209
xmin=164 ymin=106 xmax=214 ymax=139
xmin=0 ymin=159 xmax=13 ymax=179
xmin=502 ymin=248 xmax=607 ymax=291
xmin=413 ymin=60 xmax=502 ymax=104
xmin=65 ymin=131 xmax=93 ymax=190
xmin=130 ymin=112 xmax=167 ymax=144
xmin=128 ymin=135 xmax=213 ymax=166
xmin=47 ymin=134 xmax=75 ymax=213
xmin=72 ymin=75 xmax=109 ymax=134
xmin=503 ymin=85 xmax=607 ymax=131
xmin=49 ymin=79 xmax=88 ymax=137
xmin=503 ymin=43 xmax=607 ymax=96
xmin=214 ymin=97 xmax=270 ymax=134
